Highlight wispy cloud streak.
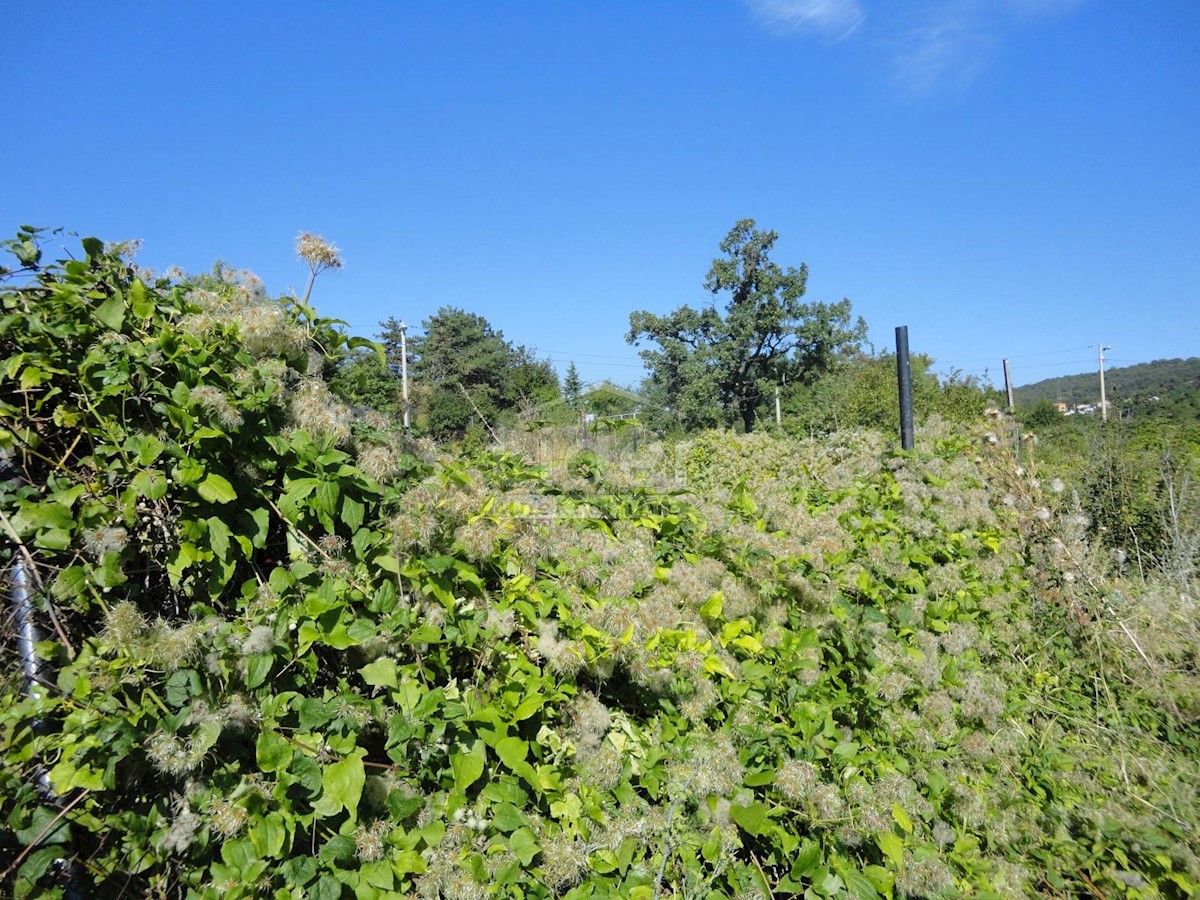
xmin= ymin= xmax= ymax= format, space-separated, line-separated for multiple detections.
xmin=745 ymin=0 xmax=1087 ymax=97
xmin=745 ymin=0 xmax=867 ymax=41
xmin=890 ymin=3 xmax=998 ymax=98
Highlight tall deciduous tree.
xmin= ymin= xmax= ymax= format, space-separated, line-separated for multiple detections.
xmin=627 ymin=219 xmax=866 ymax=432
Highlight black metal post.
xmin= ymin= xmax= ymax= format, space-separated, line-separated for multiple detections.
xmin=896 ymin=326 xmax=914 ymax=451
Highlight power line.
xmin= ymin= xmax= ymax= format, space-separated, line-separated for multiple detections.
xmin=1009 ymin=359 xmax=1095 ymax=370
xmin=542 ymin=348 xmax=644 ymax=361
xmin=937 ymin=344 xmax=1093 ymax=365
xmin=546 ymin=357 xmax=646 ymax=368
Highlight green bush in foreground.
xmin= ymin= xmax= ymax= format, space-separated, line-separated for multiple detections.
xmin=1 ymin=232 xmax=1197 ymax=898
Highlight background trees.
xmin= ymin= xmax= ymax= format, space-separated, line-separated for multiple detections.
xmin=784 ymin=352 xmax=1000 ymax=434
xmin=411 ymin=307 xmax=559 ymax=440
xmin=628 ymin=219 xmax=865 ymax=432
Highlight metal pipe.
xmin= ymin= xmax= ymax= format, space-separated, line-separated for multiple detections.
xmin=9 ymin=558 xmax=86 ymax=897
xmin=13 ymin=558 xmax=47 ymax=700
xmin=895 ymin=325 xmax=915 ymax=451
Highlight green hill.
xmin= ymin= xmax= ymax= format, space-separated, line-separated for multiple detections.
xmin=1014 ymin=357 xmax=1200 ymax=420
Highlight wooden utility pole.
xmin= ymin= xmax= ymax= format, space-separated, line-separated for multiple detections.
xmin=1002 ymin=358 xmax=1015 ymax=413
xmin=1098 ymin=341 xmax=1110 ymax=422
xmin=399 ymin=320 xmax=411 ymax=433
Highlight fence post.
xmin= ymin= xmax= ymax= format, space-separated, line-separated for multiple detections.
xmin=896 ymin=325 xmax=915 ymax=451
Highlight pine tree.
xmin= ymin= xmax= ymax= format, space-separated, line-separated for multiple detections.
xmin=564 ymin=361 xmax=583 ymax=409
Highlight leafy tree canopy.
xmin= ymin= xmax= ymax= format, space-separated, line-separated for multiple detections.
xmin=785 ymin=351 xmax=1000 ymax=435
xmin=411 ymin=306 xmax=559 ymax=439
xmin=628 ymin=219 xmax=865 ymax=432
xmin=580 ymin=381 xmax=641 ymax=418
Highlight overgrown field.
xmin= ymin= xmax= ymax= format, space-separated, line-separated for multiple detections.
xmin=2 ymin=235 xmax=1197 ymax=898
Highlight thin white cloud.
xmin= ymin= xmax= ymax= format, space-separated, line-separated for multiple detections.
xmin=744 ymin=0 xmax=1087 ymax=97
xmin=745 ymin=0 xmax=867 ymax=41
xmin=890 ymin=3 xmax=997 ymax=98
xmin=887 ymin=0 xmax=1085 ymax=97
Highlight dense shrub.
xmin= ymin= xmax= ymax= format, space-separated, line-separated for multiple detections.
xmin=1 ymin=232 xmax=1196 ymax=899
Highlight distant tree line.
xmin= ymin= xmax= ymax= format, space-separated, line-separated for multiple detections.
xmin=329 ymin=219 xmax=1002 ymax=441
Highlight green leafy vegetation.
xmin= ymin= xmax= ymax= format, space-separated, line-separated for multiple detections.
xmin=782 ymin=352 xmax=1001 ymax=436
xmin=2 ymin=229 xmax=1197 ymax=899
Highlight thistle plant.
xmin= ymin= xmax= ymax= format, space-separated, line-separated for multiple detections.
xmin=295 ymin=230 xmax=343 ymax=305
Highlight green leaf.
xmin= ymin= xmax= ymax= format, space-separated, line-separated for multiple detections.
xmin=863 ymin=866 xmax=895 ymax=896
xmin=34 ymin=528 xmax=72 ymax=551
xmin=48 ymin=760 xmax=104 ymax=792
xmin=13 ymin=500 xmax=73 ymax=533
xmin=510 ymin=694 xmax=545 ymax=721
xmin=281 ymin=856 xmax=318 ymax=886
xmin=495 ymin=737 xmax=528 ymax=771
xmin=207 ymin=516 xmax=232 ymax=562
xmin=197 ymin=472 xmax=237 ymax=503
xmin=387 ymin=791 xmax=424 ymax=821
xmin=361 ymin=859 xmax=394 ymax=890
xmin=249 ymin=814 xmax=288 ymax=858
xmin=93 ymin=293 xmax=126 ymax=330
xmin=310 ymin=873 xmax=342 ymax=900
xmin=130 ymin=278 xmax=155 ymax=318
xmin=891 ymin=803 xmax=913 ymax=835
xmin=16 ymin=846 xmax=65 ymax=891
xmin=257 ymin=730 xmax=293 ymax=772
xmin=490 ymin=803 xmax=527 ymax=834
xmin=744 ymin=768 xmax=776 ymax=787
xmin=451 ymin=742 xmax=487 ymax=793
xmin=320 ymin=748 xmax=367 ymax=822
xmin=244 ymin=506 xmax=271 ymax=548
xmin=393 ymin=849 xmax=426 ymax=877
xmin=840 ymin=867 xmax=882 ymax=899
xmin=699 ymin=591 xmax=723 ymax=619
xmin=315 ymin=480 xmax=340 ymax=515
xmin=791 ymin=840 xmax=821 ymax=878
xmin=507 ymin=827 xmax=540 ymax=866
xmin=246 ymin=653 xmax=273 ymax=688
xmin=730 ymin=800 xmax=769 ymax=835
xmin=14 ymin=807 xmax=72 ymax=846
xmin=341 ymin=495 xmax=365 ymax=531
xmin=132 ymin=469 xmax=168 ymax=500
xmin=359 ymin=657 xmax=398 ymax=689
xmin=875 ymin=832 xmax=904 ymax=868
xmin=132 ymin=434 xmax=165 ymax=465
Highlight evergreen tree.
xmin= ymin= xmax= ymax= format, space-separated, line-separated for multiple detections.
xmin=411 ymin=307 xmax=560 ymax=439
xmin=563 ymin=361 xmax=583 ymax=409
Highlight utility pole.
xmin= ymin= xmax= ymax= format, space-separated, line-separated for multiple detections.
xmin=1002 ymin=358 xmax=1015 ymax=413
xmin=399 ymin=321 xmax=411 ymax=433
xmin=1098 ymin=341 xmax=1110 ymax=422
xmin=774 ymin=384 xmax=782 ymax=427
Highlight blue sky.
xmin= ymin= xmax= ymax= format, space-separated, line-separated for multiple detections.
xmin=4 ymin=1 xmax=1197 ymax=391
